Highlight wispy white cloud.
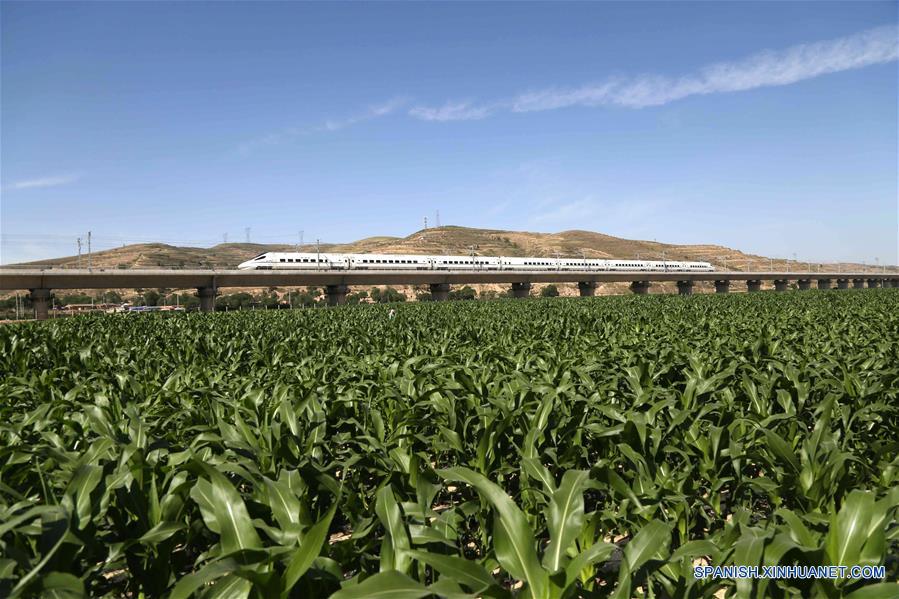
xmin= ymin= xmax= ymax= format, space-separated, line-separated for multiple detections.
xmin=408 ymin=100 xmax=498 ymax=122
xmin=238 ymin=96 xmax=410 ymax=154
xmin=411 ymin=24 xmax=898 ymax=120
xmin=320 ymin=96 xmax=411 ymax=131
xmin=5 ymin=173 xmax=81 ymax=190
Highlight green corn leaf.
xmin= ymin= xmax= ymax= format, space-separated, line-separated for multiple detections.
xmin=375 ymin=485 xmax=412 ymax=573
xmin=189 ymin=468 xmax=262 ymax=555
xmin=733 ymin=527 xmax=768 ymax=599
xmin=138 ymin=521 xmax=185 ymax=545
xmin=825 ymin=490 xmax=874 ymax=567
xmin=844 ymin=583 xmax=899 ymax=599
xmin=612 ymin=520 xmax=671 ymax=599
xmin=521 ymin=457 xmax=556 ymax=496
xmin=282 ymin=501 xmax=338 ymax=595
xmin=408 ymin=549 xmax=497 ymax=593
xmin=66 ymin=464 xmax=103 ymax=528
xmin=542 ymin=470 xmax=590 ymax=573
xmin=169 ymin=557 xmax=248 ymax=599
xmin=331 ymin=571 xmax=432 ymax=599
xmin=201 ymin=574 xmax=252 ymax=599
xmin=564 ymin=541 xmax=616 ymax=588
xmin=763 ymin=429 xmax=800 ymax=474
xmin=39 ymin=572 xmax=85 ymax=599
xmin=438 ymin=467 xmax=548 ymax=598
xmin=263 ymin=476 xmax=303 ymax=533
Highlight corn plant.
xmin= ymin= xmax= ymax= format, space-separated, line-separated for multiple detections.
xmin=1 ymin=291 xmax=897 ymax=597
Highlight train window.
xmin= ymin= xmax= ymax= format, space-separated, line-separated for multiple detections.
xmin=280 ymin=259 xmax=286 ymax=262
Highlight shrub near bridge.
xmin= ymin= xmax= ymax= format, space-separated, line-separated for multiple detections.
xmin=0 ymin=291 xmax=897 ymax=598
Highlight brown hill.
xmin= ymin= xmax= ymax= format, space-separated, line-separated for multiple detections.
xmin=4 ymin=227 xmax=887 ymax=306
xmin=7 ymin=225 xmax=872 ymax=272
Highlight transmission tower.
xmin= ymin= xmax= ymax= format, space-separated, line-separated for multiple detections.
xmin=245 ymin=227 xmax=251 ymax=243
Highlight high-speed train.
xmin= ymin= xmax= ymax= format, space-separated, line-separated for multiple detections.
xmin=238 ymin=252 xmax=714 ymax=272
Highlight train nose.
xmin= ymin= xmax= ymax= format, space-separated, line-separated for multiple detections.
xmin=237 ymin=260 xmax=253 ymax=270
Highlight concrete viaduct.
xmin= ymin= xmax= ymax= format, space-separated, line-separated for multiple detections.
xmin=1 ymin=268 xmax=897 ymax=320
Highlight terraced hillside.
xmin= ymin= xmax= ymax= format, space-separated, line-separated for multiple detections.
xmin=8 ymin=226 xmax=875 ymax=273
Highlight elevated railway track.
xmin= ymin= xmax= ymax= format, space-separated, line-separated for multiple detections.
xmin=2 ymin=268 xmax=897 ymax=320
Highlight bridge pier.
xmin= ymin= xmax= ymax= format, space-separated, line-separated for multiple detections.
xmin=511 ymin=282 xmax=531 ymax=299
xmin=816 ymin=279 xmax=831 ymax=290
xmin=888 ymin=279 xmax=898 ymax=288
xmin=429 ymin=283 xmax=451 ymax=301
xmin=630 ymin=281 xmax=650 ymax=295
xmin=29 ymin=288 xmax=51 ymax=321
xmin=774 ymin=280 xmax=788 ymax=292
xmin=867 ymin=279 xmax=881 ymax=289
xmin=747 ymin=280 xmax=761 ymax=293
xmin=325 ymin=284 xmax=349 ymax=306
xmin=837 ymin=279 xmax=850 ymax=289
xmin=577 ymin=281 xmax=597 ymax=297
xmin=714 ymin=280 xmax=730 ymax=294
xmin=797 ymin=279 xmax=811 ymax=291
xmin=197 ymin=287 xmax=216 ymax=312
xmin=676 ymin=280 xmax=693 ymax=295
xmin=852 ymin=279 xmax=865 ymax=289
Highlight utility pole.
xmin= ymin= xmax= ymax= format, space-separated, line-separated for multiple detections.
xmin=424 ymin=216 xmax=428 ymax=229
xmin=87 ymin=231 xmax=92 ymax=270
xmin=436 ymin=210 xmax=440 ymax=228
xmin=316 ymin=238 xmax=321 ymax=270
xmin=223 ymin=233 xmax=228 ymax=243
xmin=77 ymin=238 xmax=82 ymax=269
xmin=298 ymin=230 xmax=304 ymax=252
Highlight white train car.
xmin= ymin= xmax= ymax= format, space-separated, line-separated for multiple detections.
xmin=432 ymin=255 xmax=501 ymax=270
xmin=348 ymin=254 xmax=431 ymax=270
xmin=240 ymin=252 xmax=349 ymax=269
xmin=237 ymin=252 xmax=715 ymax=272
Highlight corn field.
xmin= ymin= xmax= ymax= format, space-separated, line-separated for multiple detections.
xmin=1 ymin=291 xmax=897 ymax=598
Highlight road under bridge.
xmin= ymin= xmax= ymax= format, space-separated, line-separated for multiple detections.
xmin=2 ymin=268 xmax=897 ymax=320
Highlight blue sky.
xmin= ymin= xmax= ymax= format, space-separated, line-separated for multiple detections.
xmin=2 ymin=2 xmax=897 ymax=265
